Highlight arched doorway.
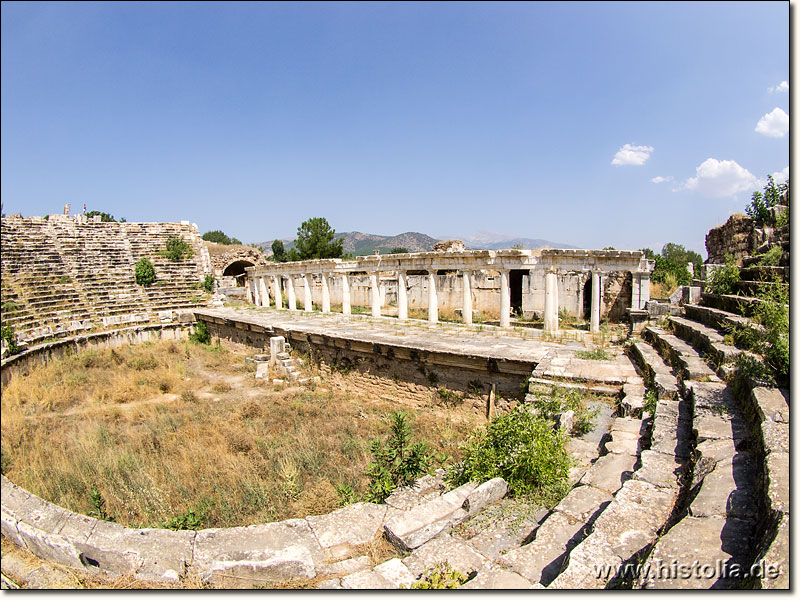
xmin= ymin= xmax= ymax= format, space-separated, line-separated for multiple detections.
xmin=222 ymin=260 xmax=255 ymax=287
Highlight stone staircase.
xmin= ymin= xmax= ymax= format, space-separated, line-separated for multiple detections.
xmin=1 ymin=216 xmax=211 ymax=347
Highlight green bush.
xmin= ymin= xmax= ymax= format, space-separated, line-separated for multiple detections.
xmin=1 ymin=325 xmax=20 ymax=355
xmin=754 ymin=245 xmax=784 ymax=267
xmin=202 ymin=230 xmax=241 ymax=245
xmin=201 ymin=274 xmax=215 ymax=293
xmin=705 ymin=254 xmax=739 ymax=295
xmin=134 ymin=258 xmax=156 ymax=286
xmin=163 ymin=236 xmax=193 ymax=261
xmin=161 ymin=505 xmax=207 ymax=530
xmin=364 ymin=412 xmax=433 ymax=503
xmin=447 ymin=406 xmax=570 ymax=502
xmin=408 ymin=563 xmax=468 ymax=589
xmin=745 ymin=175 xmax=787 ymax=223
xmin=190 ymin=322 xmax=211 ymax=345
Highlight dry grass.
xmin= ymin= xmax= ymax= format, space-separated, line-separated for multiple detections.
xmin=1 ymin=339 xmax=482 ymax=529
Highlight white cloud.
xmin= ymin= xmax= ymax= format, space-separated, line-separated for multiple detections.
xmin=650 ymin=175 xmax=673 ymax=184
xmin=771 ymin=165 xmax=789 ymax=182
xmin=684 ymin=158 xmax=758 ymax=198
xmin=611 ymin=143 xmax=654 ymax=166
xmin=755 ymin=107 xmax=789 ymax=137
xmin=768 ymin=81 xmax=789 ymax=93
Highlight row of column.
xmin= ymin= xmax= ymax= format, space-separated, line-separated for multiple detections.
xmin=247 ymin=269 xmax=605 ymax=332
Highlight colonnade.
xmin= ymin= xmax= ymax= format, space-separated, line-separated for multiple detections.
xmin=245 ymin=268 xmax=608 ymax=333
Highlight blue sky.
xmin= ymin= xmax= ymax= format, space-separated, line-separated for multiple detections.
xmin=1 ymin=1 xmax=789 ymax=256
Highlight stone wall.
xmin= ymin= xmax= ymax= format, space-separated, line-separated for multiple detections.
xmin=705 ymin=213 xmax=755 ymax=265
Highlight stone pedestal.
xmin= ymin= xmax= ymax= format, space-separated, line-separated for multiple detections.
xmin=428 ymin=271 xmax=438 ymax=323
xmin=462 ymin=270 xmax=472 ymax=325
xmin=544 ymin=272 xmax=559 ymax=333
xmin=397 ymin=271 xmax=408 ymax=320
xmin=590 ymin=271 xmax=601 ymax=334
xmin=341 ymin=274 xmax=351 ymax=315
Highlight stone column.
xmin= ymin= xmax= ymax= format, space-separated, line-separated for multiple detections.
xmin=246 ymin=277 xmax=253 ymax=304
xmin=286 ymin=276 xmax=297 ymax=311
xmin=544 ymin=271 xmax=559 ymax=333
xmin=397 ymin=270 xmax=408 ymax=320
xmin=462 ymin=269 xmax=472 ymax=325
xmin=259 ymin=276 xmax=270 ymax=308
xmin=590 ymin=271 xmax=601 ymax=333
xmin=499 ymin=269 xmax=511 ymax=328
xmin=252 ymin=275 xmax=261 ymax=306
xmin=428 ymin=270 xmax=438 ymax=323
xmin=341 ymin=273 xmax=351 ymax=315
xmin=370 ymin=273 xmax=381 ymax=317
xmin=303 ymin=275 xmax=312 ymax=312
xmin=639 ymin=273 xmax=650 ymax=309
xmin=321 ymin=273 xmax=331 ymax=313
xmin=272 ymin=276 xmax=283 ymax=309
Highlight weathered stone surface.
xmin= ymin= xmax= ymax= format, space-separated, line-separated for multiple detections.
xmin=566 ymin=437 xmax=600 ymax=459
xmin=372 ymin=557 xmax=416 ymax=588
xmin=640 ymin=516 xmax=756 ymax=589
xmin=339 ymin=569 xmax=393 ymax=589
xmin=764 ymin=452 xmax=789 ymax=514
xmin=316 ymin=555 xmax=372 ymax=578
xmin=590 ymin=480 xmax=676 ymax=561
xmin=689 ymin=455 xmax=758 ymax=520
xmin=402 ymin=534 xmax=486 ymax=579
xmin=757 ymin=513 xmax=789 ymax=589
xmin=316 ymin=578 xmax=343 ymax=589
xmin=693 ymin=410 xmax=748 ymax=446
xmin=460 ymin=566 xmax=533 ymax=589
xmin=499 ymin=511 xmax=588 ymax=584
xmin=459 ymin=502 xmax=548 ymax=560
xmin=202 ymin=546 xmax=317 ymax=588
xmin=76 ymin=522 xmax=194 ymax=582
xmin=580 ymin=453 xmax=636 ymax=494
xmin=611 ymin=417 xmax=644 ymax=435
xmin=462 ymin=478 xmax=508 ymax=517
xmin=761 ymin=420 xmax=789 ymax=454
xmin=558 ymin=410 xmax=575 ymax=434
xmin=554 ymin=485 xmax=613 ymax=523
xmin=549 ymin=530 xmax=622 ymax=589
xmin=383 ymin=482 xmax=476 ymax=551
xmin=191 ymin=518 xmax=324 ymax=582
xmin=306 ymin=502 xmax=386 ymax=559
xmin=254 ymin=363 xmax=269 ymax=379
xmin=384 ymin=473 xmax=446 ymax=511
xmin=633 ymin=450 xmax=685 ymax=489
xmin=605 ymin=438 xmax=640 ymax=456
xmin=751 ymin=387 xmax=789 ymax=424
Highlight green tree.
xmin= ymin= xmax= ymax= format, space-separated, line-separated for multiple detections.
xmin=271 ymin=239 xmax=288 ymax=262
xmin=294 ymin=217 xmax=344 ymax=260
xmin=202 ymin=230 xmax=241 ymax=245
xmin=640 ymin=248 xmax=657 ymax=260
xmin=746 ymin=175 xmax=789 ymax=223
xmin=388 ymin=247 xmax=410 ymax=254
xmin=134 ymin=258 xmax=155 ymax=286
xmin=86 ymin=211 xmax=117 ymax=222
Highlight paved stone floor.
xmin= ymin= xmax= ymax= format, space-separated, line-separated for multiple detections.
xmin=195 ymin=306 xmax=640 ymax=387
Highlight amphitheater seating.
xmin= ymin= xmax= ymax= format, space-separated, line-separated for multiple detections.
xmin=1 ymin=215 xmax=211 ymax=345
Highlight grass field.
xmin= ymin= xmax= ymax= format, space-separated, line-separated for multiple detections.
xmin=1 ymin=339 xmax=483 ymax=529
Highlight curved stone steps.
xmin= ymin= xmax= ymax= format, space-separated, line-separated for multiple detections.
xmin=636 ymin=381 xmax=759 ymax=589
xmin=642 ymin=326 xmax=720 ymax=385
xmin=668 ymin=316 xmax=745 ymax=368
xmin=683 ymin=303 xmax=763 ymax=336
xmin=628 ymin=341 xmax=679 ymax=400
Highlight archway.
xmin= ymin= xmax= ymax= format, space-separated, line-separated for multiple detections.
xmin=222 ymin=260 xmax=255 ymax=287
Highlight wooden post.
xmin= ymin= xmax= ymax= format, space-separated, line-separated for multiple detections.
xmin=487 ymin=383 xmax=497 ymax=422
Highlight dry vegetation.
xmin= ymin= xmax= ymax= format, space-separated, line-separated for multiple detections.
xmin=1 ymin=339 xmax=482 ymax=529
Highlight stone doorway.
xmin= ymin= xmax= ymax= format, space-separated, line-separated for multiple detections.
xmin=222 ymin=260 xmax=255 ymax=287
xmin=510 ymin=269 xmax=526 ymax=316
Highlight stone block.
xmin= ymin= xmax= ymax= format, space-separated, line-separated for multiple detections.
xmin=764 ymin=452 xmax=789 ymax=515
xmin=580 ymin=453 xmax=636 ymax=494
xmin=462 ymin=478 xmax=508 ymax=517
xmin=549 ymin=531 xmax=622 ymax=589
xmin=306 ymin=502 xmax=386 ymax=560
xmin=383 ymin=482 xmax=476 ymax=551
xmin=201 ymin=546 xmax=317 ymax=588
xmin=761 ymin=420 xmax=789 ymax=455
xmin=254 ymin=363 xmax=269 ymax=380
xmin=751 ymin=387 xmax=789 ymax=424
xmin=757 ymin=513 xmax=789 ymax=589
xmin=340 ymin=569 xmax=392 ymax=589
xmin=401 ymin=534 xmax=486 ymax=579
xmin=316 ymin=555 xmax=372 ymax=578
xmin=689 ymin=455 xmax=757 ymax=520
xmin=268 ymin=337 xmax=285 ymax=366
xmin=554 ymin=485 xmax=613 ymax=523
xmin=633 ymin=451 xmax=685 ymax=489
xmin=384 ymin=473 xmax=446 ymax=511
xmin=372 ymin=557 xmax=416 ymax=588
xmin=460 ymin=566 xmax=533 ymax=589
xmin=499 ymin=511 xmax=588 ymax=584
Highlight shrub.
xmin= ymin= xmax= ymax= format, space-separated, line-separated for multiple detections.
xmin=202 ymin=230 xmax=241 ymax=245
xmin=1 ymin=325 xmax=20 ymax=355
xmin=161 ymin=505 xmax=207 ymax=530
xmin=745 ymin=175 xmax=787 ymax=223
xmin=643 ymin=389 xmax=658 ymax=415
xmin=364 ymin=412 xmax=433 ymax=503
xmin=574 ymin=348 xmax=611 ymax=360
xmin=88 ymin=486 xmax=114 ymax=522
xmin=705 ymin=254 xmax=739 ymax=295
xmin=163 ymin=236 xmax=193 ymax=261
xmin=134 ymin=258 xmax=156 ymax=286
xmin=754 ymin=245 xmax=784 ymax=267
xmin=447 ymin=406 xmax=569 ymax=501
xmin=201 ymin=274 xmax=216 ymax=293
xmin=190 ymin=322 xmax=211 ymax=345
xmin=408 ymin=563 xmax=468 ymax=589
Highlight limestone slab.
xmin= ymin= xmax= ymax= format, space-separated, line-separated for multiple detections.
xmin=306 ymin=502 xmax=386 ymax=559
xmin=765 ymin=452 xmax=789 ymax=514
xmin=401 ymin=533 xmax=487 ymax=579
xmin=372 ymin=557 xmax=416 ymax=588
xmin=632 ymin=450 xmax=685 ymax=489
xmin=554 ymin=485 xmax=613 ymax=523
xmin=761 ymin=420 xmax=789 ymax=455
xmin=316 ymin=555 xmax=372 ymax=578
xmin=757 ymin=513 xmax=789 ymax=589
xmin=549 ymin=530 xmax=622 ymax=589
xmin=340 ymin=569 xmax=393 ymax=589
xmin=384 ymin=473 xmax=446 ymax=511
xmin=689 ymin=455 xmax=758 ymax=520
xmin=462 ymin=478 xmax=508 ymax=516
xmin=202 ymin=546 xmax=317 ymax=588
xmin=751 ymin=387 xmax=789 ymax=423
xmin=460 ymin=566 xmax=533 ymax=589
xmin=580 ymin=453 xmax=636 ymax=494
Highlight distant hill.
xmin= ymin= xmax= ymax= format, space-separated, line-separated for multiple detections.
xmin=258 ymin=230 xmax=576 ymax=257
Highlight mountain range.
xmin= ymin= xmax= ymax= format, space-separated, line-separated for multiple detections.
xmin=258 ymin=230 xmax=577 ymax=256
